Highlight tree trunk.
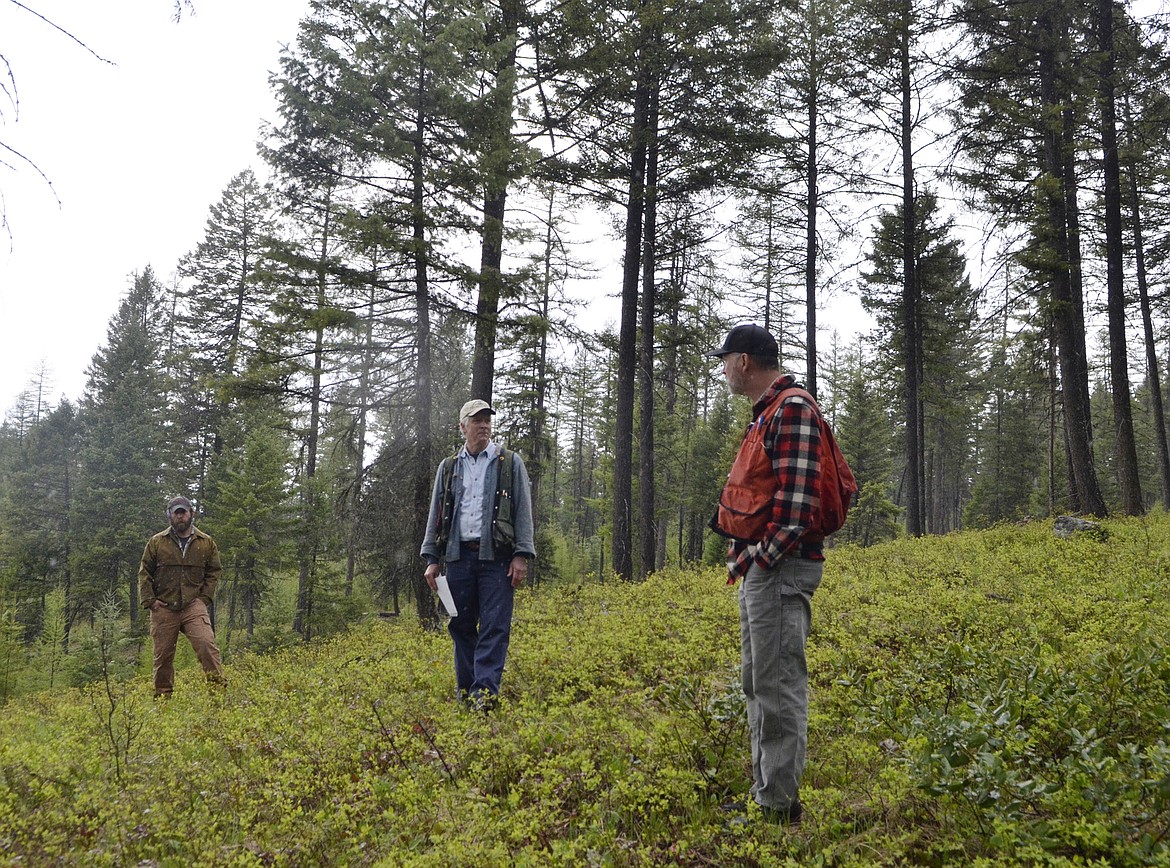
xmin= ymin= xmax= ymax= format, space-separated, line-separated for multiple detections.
xmin=1047 ymin=326 xmax=1058 ymax=515
xmin=1038 ymin=3 xmax=1107 ymax=516
xmin=127 ymin=553 xmax=139 ymax=624
xmin=1098 ymin=0 xmax=1142 ymax=515
xmin=899 ymin=7 xmax=923 ymax=537
xmin=659 ymin=248 xmax=683 ymax=572
xmin=62 ymin=457 xmax=73 ymax=651
xmin=294 ymin=203 xmax=329 ymax=640
xmin=804 ymin=0 xmax=819 ymax=398
xmin=470 ymin=0 xmax=522 ymax=401
xmin=1123 ymin=95 xmax=1170 ymax=509
xmin=223 ymin=569 xmax=236 ymax=651
xmin=612 ymin=56 xmax=651 ymax=582
xmin=347 ymin=275 xmax=378 ymax=597
xmin=246 ymin=559 xmax=257 ymax=638
xmin=527 ymin=189 xmax=557 ymax=585
xmin=411 ymin=65 xmax=439 ymax=629
xmin=637 ymin=77 xmax=660 ymax=582
xmin=471 ymin=188 xmax=506 ymax=402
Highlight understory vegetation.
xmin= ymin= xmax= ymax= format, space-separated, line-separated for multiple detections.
xmin=2 ymin=515 xmax=1170 ymax=866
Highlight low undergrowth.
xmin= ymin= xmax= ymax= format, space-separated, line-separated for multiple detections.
xmin=2 ymin=514 xmax=1170 ymax=865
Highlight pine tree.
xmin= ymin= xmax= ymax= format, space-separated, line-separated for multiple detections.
xmin=176 ymin=169 xmax=279 ymax=480
xmin=739 ymin=0 xmax=863 ymax=395
xmin=0 ymin=400 xmax=79 ymax=641
xmin=832 ymin=341 xmax=902 ymax=546
xmin=72 ymin=268 xmax=175 ymax=632
xmin=1095 ymin=0 xmax=1143 ymax=515
xmin=1118 ymin=13 xmax=1170 ymax=510
xmin=538 ymin=0 xmax=783 ymax=578
xmin=845 ymin=0 xmax=961 ymax=534
xmin=860 ymin=191 xmax=981 ymax=531
xmin=952 ymin=0 xmax=1107 ymax=515
xmin=965 ymin=331 xmax=1050 ymax=525
xmin=201 ymin=401 xmax=293 ymax=645
xmin=261 ymin=189 xmax=357 ymax=640
xmin=269 ymin=0 xmax=507 ymax=626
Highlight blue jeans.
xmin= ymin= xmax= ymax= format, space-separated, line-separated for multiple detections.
xmin=445 ymin=550 xmax=515 ymax=698
xmin=738 ymin=556 xmax=823 ymax=811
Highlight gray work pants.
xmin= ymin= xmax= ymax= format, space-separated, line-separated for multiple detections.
xmin=738 ymin=555 xmax=823 ymax=811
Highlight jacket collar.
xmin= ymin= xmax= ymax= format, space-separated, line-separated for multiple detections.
xmin=167 ymin=526 xmax=204 ymax=543
xmin=458 ymin=440 xmax=499 ymax=462
xmin=753 ymin=373 xmax=799 ymax=416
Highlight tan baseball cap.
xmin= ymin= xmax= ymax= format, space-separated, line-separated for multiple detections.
xmin=459 ymin=399 xmax=495 ymax=423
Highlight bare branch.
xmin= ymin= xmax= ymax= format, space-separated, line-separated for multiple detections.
xmin=5 ymin=1 xmax=117 ymax=65
xmin=0 ymin=141 xmax=58 ymax=199
xmin=171 ymin=0 xmax=196 ymax=24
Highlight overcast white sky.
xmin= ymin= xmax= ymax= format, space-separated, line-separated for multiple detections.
xmin=0 ymin=0 xmax=874 ymax=418
xmin=0 ymin=0 xmax=313 ymax=413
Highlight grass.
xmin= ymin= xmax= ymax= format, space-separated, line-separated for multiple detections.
xmin=2 ymin=514 xmax=1170 ymax=865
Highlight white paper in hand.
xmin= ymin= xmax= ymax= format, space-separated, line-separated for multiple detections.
xmin=435 ymin=573 xmax=458 ymax=617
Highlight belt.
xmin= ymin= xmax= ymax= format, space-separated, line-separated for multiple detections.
xmin=461 ymin=540 xmax=480 ymax=551
xmin=800 ymin=541 xmax=824 ymax=558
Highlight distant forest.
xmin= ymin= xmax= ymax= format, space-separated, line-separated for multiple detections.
xmin=1 ymin=0 xmax=1168 ymax=650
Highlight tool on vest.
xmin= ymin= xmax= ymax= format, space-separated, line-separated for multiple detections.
xmin=435 ymin=448 xmax=516 ymax=559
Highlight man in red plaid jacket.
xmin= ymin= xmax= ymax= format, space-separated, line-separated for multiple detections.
xmin=708 ymin=324 xmax=826 ymax=827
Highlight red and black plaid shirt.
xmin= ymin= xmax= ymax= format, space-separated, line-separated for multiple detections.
xmin=726 ymin=374 xmax=823 ymax=585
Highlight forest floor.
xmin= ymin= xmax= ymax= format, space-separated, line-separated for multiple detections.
xmin=2 ymin=514 xmax=1170 ymax=865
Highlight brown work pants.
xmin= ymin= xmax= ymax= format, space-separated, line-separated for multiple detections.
xmin=150 ymin=599 xmax=224 ymax=696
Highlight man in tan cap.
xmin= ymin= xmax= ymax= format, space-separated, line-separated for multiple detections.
xmin=139 ymin=496 xmax=225 ymax=697
xmin=420 ymin=399 xmax=535 ymax=710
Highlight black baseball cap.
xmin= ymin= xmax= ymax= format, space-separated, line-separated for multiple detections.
xmin=706 ymin=324 xmax=779 ymax=358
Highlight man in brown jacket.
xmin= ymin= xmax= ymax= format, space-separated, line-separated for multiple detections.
xmin=138 ymin=496 xmax=225 ymax=696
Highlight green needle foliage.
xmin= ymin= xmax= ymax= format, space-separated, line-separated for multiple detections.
xmin=2 ymin=515 xmax=1170 ymax=865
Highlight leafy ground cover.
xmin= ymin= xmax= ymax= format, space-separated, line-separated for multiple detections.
xmin=2 ymin=515 xmax=1170 ymax=865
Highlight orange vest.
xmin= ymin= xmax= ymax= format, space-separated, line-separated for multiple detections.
xmin=711 ymin=389 xmax=790 ymax=542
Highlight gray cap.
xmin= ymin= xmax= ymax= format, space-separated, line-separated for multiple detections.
xmin=167 ymin=496 xmax=193 ymax=515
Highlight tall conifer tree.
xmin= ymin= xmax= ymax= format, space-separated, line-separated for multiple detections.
xmin=73 ymin=268 xmax=174 ymax=629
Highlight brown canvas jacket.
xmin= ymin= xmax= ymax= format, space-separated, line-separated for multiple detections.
xmin=138 ymin=527 xmax=222 ymax=611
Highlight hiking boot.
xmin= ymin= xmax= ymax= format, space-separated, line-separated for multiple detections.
xmin=762 ymin=799 xmax=803 ymax=826
xmin=721 ymin=799 xmax=802 ymax=829
xmin=463 ymin=691 xmax=499 ymax=714
xmin=719 ymin=800 xmax=749 ymax=830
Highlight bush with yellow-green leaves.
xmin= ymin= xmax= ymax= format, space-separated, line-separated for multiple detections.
xmin=2 ymin=515 xmax=1170 ymax=865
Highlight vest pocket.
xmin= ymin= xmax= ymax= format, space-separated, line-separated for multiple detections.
xmin=716 ymin=484 xmax=772 ymax=540
xmin=719 ymin=484 xmax=772 ymax=516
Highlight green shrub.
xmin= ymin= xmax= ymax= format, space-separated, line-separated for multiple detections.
xmin=2 ymin=515 xmax=1170 ymax=865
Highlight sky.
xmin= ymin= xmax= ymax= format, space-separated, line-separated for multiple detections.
xmin=0 ymin=0 xmax=872 ymax=417
xmin=0 ymin=0 xmax=313 ymax=413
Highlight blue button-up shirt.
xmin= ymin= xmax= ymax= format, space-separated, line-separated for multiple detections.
xmin=457 ymin=442 xmax=498 ymax=541
xmin=419 ymin=440 xmax=537 ymax=565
